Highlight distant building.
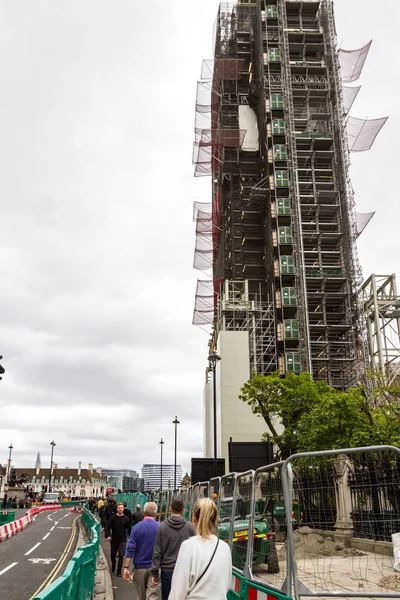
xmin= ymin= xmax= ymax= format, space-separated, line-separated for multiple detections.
xmin=141 ymin=464 xmax=183 ymax=490
xmin=2 ymin=462 xmax=106 ymax=498
xmin=122 ymin=475 xmax=144 ymax=493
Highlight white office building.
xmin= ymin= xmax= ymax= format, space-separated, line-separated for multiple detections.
xmin=141 ymin=464 xmax=183 ymax=490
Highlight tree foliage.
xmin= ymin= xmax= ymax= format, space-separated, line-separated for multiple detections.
xmin=239 ymin=372 xmax=400 ymax=459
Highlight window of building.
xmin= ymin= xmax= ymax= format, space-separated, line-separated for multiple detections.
xmin=285 ymin=352 xmax=301 ymax=373
xmin=277 ymin=197 xmax=290 ymax=214
xmin=284 ymin=320 xmax=299 ymax=340
xmin=275 ymin=170 xmax=290 ymax=187
xmin=280 ymin=255 xmax=295 ymax=275
xmin=266 ymin=5 xmax=278 ymax=18
xmin=278 ymin=226 xmax=293 ymax=244
xmin=268 ymin=48 xmax=281 ymax=62
xmin=272 ymin=119 xmax=285 ymax=135
xmin=271 ymin=94 xmax=284 ymax=110
xmin=282 ymin=287 xmax=297 ymax=306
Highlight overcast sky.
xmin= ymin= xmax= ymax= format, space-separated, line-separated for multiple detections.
xmin=0 ymin=1 xmax=397 ymax=476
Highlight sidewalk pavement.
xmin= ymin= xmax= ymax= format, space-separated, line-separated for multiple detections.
xmin=100 ymin=531 xmax=139 ymax=600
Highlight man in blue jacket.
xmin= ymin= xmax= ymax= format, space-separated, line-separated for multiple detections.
xmin=123 ymin=501 xmax=160 ymax=600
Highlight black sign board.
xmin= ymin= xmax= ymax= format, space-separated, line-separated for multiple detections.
xmin=228 ymin=441 xmax=274 ymax=473
xmin=191 ymin=458 xmax=225 ymax=484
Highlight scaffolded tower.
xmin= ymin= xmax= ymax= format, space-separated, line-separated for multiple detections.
xmin=192 ymin=0 xmax=387 ymax=390
xmin=362 ymin=275 xmax=400 ymax=385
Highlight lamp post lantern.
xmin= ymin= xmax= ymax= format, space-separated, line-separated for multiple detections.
xmin=208 ymin=350 xmax=221 ymax=478
xmin=159 ymin=438 xmax=164 ymax=491
xmin=172 ymin=416 xmax=180 ymax=492
xmin=49 ymin=441 xmax=56 ymax=492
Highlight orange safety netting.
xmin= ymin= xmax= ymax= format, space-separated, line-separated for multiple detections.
xmin=339 ymin=41 xmax=372 ymax=83
xmin=193 ymin=58 xmax=246 ymax=177
xmin=347 ymin=116 xmax=388 ymax=152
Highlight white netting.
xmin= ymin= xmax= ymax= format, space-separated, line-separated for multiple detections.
xmin=347 ymin=116 xmax=388 ymax=152
xmin=339 ymin=41 xmax=372 ymax=83
xmin=342 ymin=85 xmax=361 ymax=115
xmin=356 ymin=211 xmax=375 ymax=237
xmin=193 ymin=280 xmax=215 ymax=325
xmin=193 ymin=205 xmax=213 ymax=271
xmin=193 ymin=202 xmax=212 ymax=220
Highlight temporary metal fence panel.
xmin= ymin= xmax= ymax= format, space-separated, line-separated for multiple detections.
xmin=221 ymin=473 xmax=238 ymax=548
xmin=282 ymin=446 xmax=400 ymax=600
xmin=249 ymin=461 xmax=290 ymax=596
xmin=232 ymin=470 xmax=254 ymax=575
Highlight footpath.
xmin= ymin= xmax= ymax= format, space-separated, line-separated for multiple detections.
xmin=99 ymin=533 xmax=138 ymax=600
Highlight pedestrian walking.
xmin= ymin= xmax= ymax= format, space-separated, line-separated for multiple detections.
xmin=105 ymin=502 xmax=132 ymax=576
xmin=123 ymin=501 xmax=133 ymax=524
xmin=168 ymin=498 xmax=232 ymax=600
xmin=132 ymin=503 xmax=144 ymax=526
xmin=122 ymin=502 xmax=160 ymax=600
xmin=151 ymin=499 xmax=195 ymax=600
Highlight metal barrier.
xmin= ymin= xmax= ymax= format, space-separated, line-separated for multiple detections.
xmin=113 ymin=491 xmax=147 ymax=510
xmin=111 ymin=445 xmax=400 ymax=600
xmin=32 ymin=507 xmax=100 ymax=600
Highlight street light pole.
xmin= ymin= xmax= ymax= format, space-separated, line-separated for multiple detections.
xmin=6 ymin=444 xmax=13 ymax=482
xmin=49 ymin=441 xmax=56 ymax=492
xmin=159 ymin=438 xmax=164 ymax=491
xmin=172 ymin=416 xmax=180 ymax=492
xmin=208 ymin=350 xmax=221 ymax=478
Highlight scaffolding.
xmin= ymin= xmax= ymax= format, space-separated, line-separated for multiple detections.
xmin=214 ymin=280 xmax=277 ymax=375
xmin=362 ymin=274 xmax=400 ymax=385
xmin=191 ymin=0 xmax=388 ymax=389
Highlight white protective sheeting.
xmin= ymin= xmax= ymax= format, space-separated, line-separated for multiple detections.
xmin=347 ymin=116 xmax=388 ymax=152
xmin=239 ymin=105 xmax=259 ymax=151
xmin=193 ymin=280 xmax=214 ymax=326
xmin=356 ymin=212 xmax=375 ymax=237
xmin=343 ymin=85 xmax=361 ymax=115
xmin=339 ymin=41 xmax=372 ymax=83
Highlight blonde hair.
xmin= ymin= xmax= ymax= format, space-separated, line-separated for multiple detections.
xmin=192 ymin=498 xmax=218 ymax=539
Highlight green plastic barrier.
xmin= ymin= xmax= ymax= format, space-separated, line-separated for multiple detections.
xmin=32 ymin=507 xmax=100 ymax=600
xmin=0 ymin=510 xmax=16 ymax=525
xmin=112 ymin=492 xmax=147 ymax=510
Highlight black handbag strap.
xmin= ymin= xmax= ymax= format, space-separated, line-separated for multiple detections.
xmin=194 ymin=538 xmax=220 ymax=587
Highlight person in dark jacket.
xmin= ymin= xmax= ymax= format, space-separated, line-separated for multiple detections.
xmin=123 ymin=501 xmax=133 ymax=524
xmin=132 ymin=503 xmax=144 ymax=526
xmin=151 ymin=498 xmax=195 ymax=600
xmin=105 ymin=502 xmax=132 ymax=576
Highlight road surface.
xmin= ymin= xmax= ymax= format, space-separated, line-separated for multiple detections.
xmin=0 ymin=508 xmax=78 ymax=600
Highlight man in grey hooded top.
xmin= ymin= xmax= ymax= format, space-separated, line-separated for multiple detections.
xmin=151 ymin=498 xmax=195 ymax=600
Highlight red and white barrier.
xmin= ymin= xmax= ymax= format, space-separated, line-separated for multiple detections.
xmin=232 ymin=574 xmax=279 ymax=600
xmin=0 ymin=504 xmax=62 ymax=543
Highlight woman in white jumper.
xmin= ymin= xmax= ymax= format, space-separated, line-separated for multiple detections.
xmin=168 ymin=497 xmax=232 ymax=600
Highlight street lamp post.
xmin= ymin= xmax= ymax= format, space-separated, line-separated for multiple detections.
xmin=208 ymin=350 xmax=221 ymax=478
xmin=172 ymin=416 xmax=180 ymax=492
xmin=6 ymin=444 xmax=13 ymax=482
xmin=159 ymin=438 xmax=164 ymax=491
xmin=49 ymin=441 xmax=56 ymax=492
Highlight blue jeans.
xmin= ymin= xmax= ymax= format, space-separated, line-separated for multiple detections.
xmin=161 ymin=571 xmax=173 ymax=600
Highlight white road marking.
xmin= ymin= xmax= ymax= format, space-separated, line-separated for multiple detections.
xmin=50 ymin=526 xmax=55 ymax=531
xmin=57 ymin=526 xmax=71 ymax=530
xmin=25 ymin=542 xmax=41 ymax=555
xmin=0 ymin=562 xmax=18 ymax=576
xmin=42 ymin=533 xmax=50 ymax=540
xmin=29 ymin=558 xmax=56 ymax=565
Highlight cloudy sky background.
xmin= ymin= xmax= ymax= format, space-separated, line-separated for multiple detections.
xmin=0 ymin=0 xmax=397 ymax=475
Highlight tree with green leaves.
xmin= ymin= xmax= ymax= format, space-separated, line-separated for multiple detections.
xmin=239 ymin=371 xmax=400 ymax=459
